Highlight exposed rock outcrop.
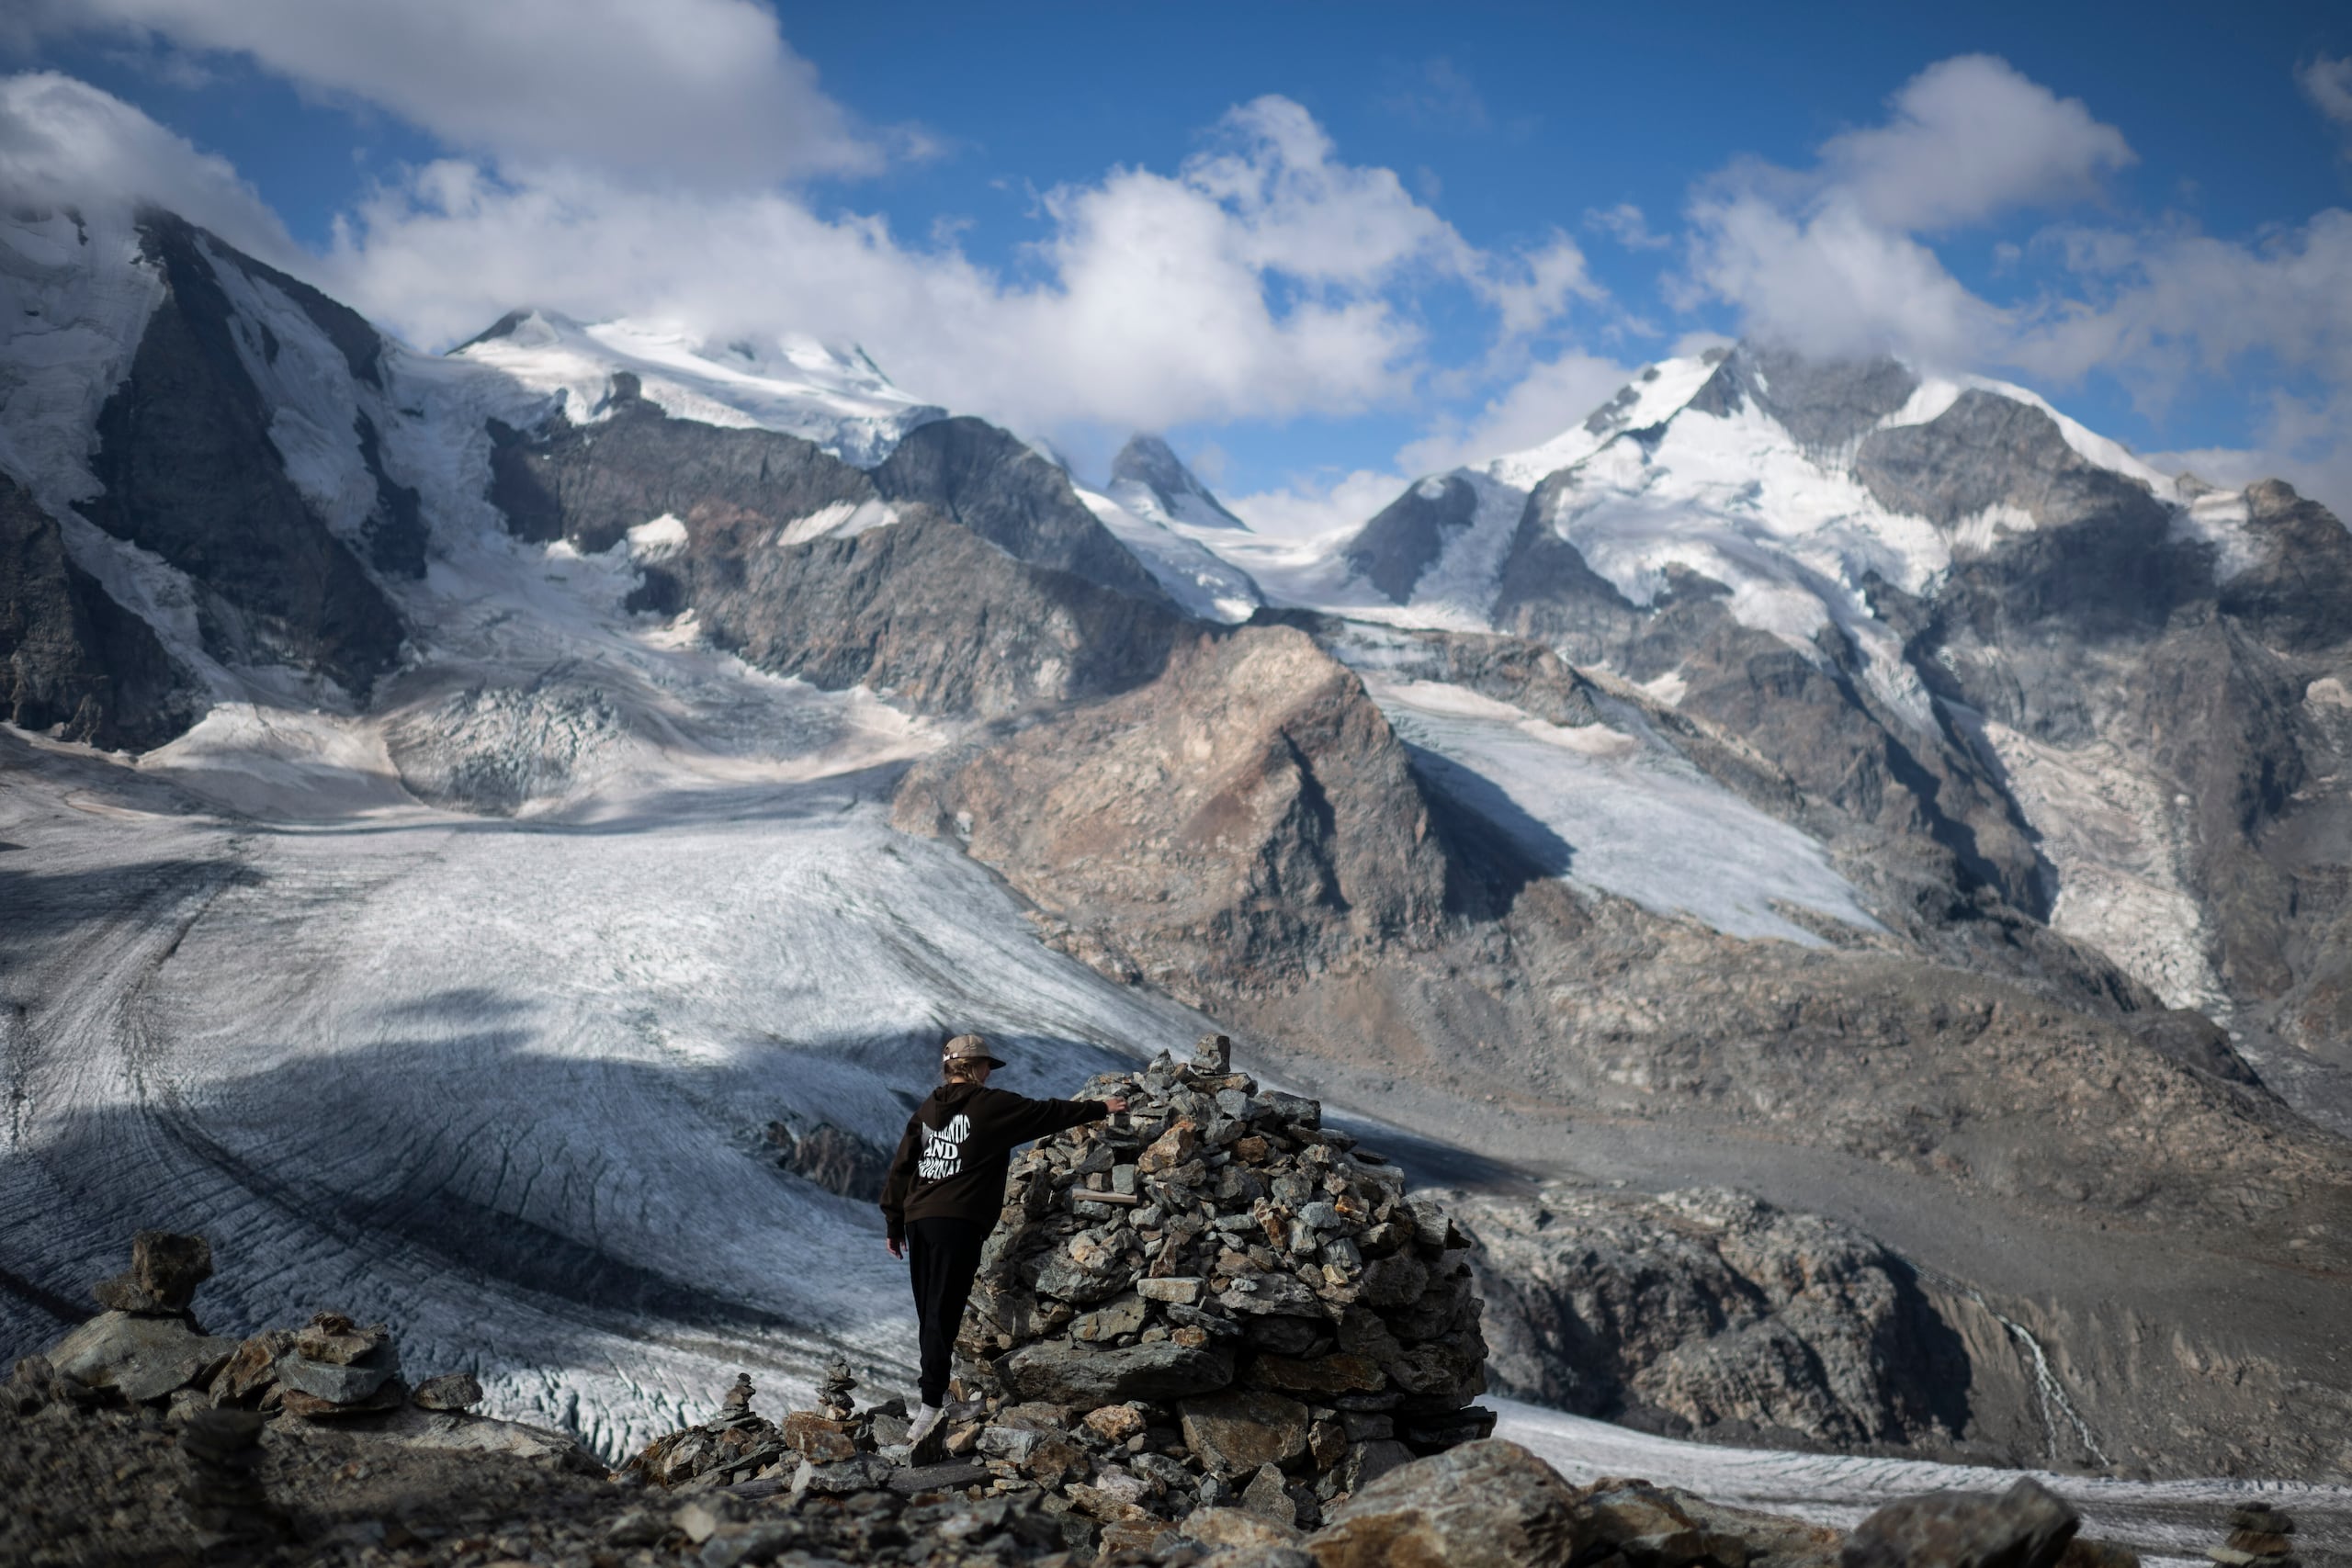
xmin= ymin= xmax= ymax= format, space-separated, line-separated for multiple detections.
xmin=0 ymin=472 xmax=195 ymax=750
xmin=895 ymin=626 xmax=1460 ymax=996
xmin=1444 ymin=1185 xmax=1967 ymax=1451
xmin=483 ymin=379 xmax=1191 ymax=718
xmin=85 ymin=213 xmax=406 ymax=696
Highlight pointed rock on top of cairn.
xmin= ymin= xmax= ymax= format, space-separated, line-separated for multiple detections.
xmin=94 ymin=1231 xmax=214 ymax=1316
xmin=1192 ymin=1032 xmax=1232 ymax=1073
xmin=816 ymin=1357 xmax=857 ymax=1419
xmin=720 ymin=1372 xmax=756 ymax=1420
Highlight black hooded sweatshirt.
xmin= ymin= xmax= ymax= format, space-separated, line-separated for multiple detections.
xmin=880 ymin=1082 xmax=1109 ymax=1242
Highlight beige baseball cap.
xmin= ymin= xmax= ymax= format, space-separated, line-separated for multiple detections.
xmin=943 ymin=1033 xmax=1007 ymax=1068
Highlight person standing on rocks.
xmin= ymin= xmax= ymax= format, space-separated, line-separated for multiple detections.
xmin=881 ymin=1033 xmax=1126 ymax=1444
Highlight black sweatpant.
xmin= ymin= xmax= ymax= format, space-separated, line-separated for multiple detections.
xmin=907 ymin=1215 xmax=988 ymax=1408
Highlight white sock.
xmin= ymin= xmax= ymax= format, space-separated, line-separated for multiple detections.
xmin=907 ymin=1403 xmax=944 ymax=1443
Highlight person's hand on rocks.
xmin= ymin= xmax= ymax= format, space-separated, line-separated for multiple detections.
xmin=1103 ymin=1098 xmax=1129 ymax=1115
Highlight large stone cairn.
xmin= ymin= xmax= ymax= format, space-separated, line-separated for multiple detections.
xmin=955 ymin=1032 xmax=1493 ymax=1497
xmin=621 ymin=1034 xmax=1496 ymax=1554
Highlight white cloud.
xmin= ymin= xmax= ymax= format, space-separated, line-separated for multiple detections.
xmin=0 ymin=71 xmax=294 ymax=259
xmin=0 ymin=69 xmax=1611 ymax=443
xmin=1396 ymin=349 xmax=1631 ymax=474
xmin=1379 ymin=57 xmax=1490 ymax=133
xmin=1816 ymin=54 xmax=2134 ymax=232
xmin=1225 ymin=468 xmax=1411 ymax=539
xmin=2301 ymin=54 xmax=2352 ymax=134
xmin=14 ymin=0 xmax=883 ymax=184
xmin=308 ymin=92 xmax=1602 ymax=438
xmin=1682 ymin=191 xmax=2011 ymax=363
xmin=1588 ymin=202 xmax=1668 ymax=250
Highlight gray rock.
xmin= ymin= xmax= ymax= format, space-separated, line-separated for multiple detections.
xmin=887 ymin=1459 xmax=992 ymax=1495
xmin=1179 ymin=1391 xmax=1311 ymax=1477
xmin=1074 ymin=1293 xmax=1149 ymax=1342
xmin=1451 ymin=1184 xmax=1961 ymax=1450
xmin=1314 ymin=1438 xmax=1594 ymax=1568
xmin=789 ymin=1453 xmax=898 ymax=1500
xmin=277 ymin=1354 xmax=396 ymax=1404
xmin=1240 ymin=1462 xmax=1296 ymax=1527
xmin=999 ymin=1340 xmax=1233 ymax=1405
xmin=46 ymin=1311 xmax=239 ymax=1403
xmin=1840 ymin=1478 xmax=2079 ymax=1568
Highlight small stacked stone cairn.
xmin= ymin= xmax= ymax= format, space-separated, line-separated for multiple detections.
xmin=816 ymin=1359 xmax=858 ymax=1422
xmin=2209 ymin=1502 xmax=2298 ymax=1568
xmin=272 ymin=1311 xmax=405 ymax=1417
xmin=175 ymin=1406 xmax=289 ymax=1549
xmin=628 ymin=1373 xmax=788 ymax=1487
xmin=35 ymin=1230 xmax=491 ymax=1427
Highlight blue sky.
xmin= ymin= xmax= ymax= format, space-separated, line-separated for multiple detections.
xmin=6 ymin=1 xmax=2351 ymax=525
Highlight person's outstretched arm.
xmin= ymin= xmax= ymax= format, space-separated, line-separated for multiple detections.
xmin=877 ymin=1114 xmax=922 ymax=1258
xmin=989 ymin=1089 xmax=1129 ymax=1145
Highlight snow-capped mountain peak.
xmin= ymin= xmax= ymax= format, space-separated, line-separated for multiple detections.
xmin=449 ymin=309 xmax=946 ymax=467
xmin=1108 ymin=433 xmax=1250 ymax=531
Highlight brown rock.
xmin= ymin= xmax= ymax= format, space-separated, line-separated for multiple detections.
xmin=1141 ymin=1119 xmax=1204 ymax=1176
xmin=93 ymin=1231 xmax=214 ymax=1315
xmin=1249 ymin=1352 xmax=1385 ymax=1396
xmin=1187 ymin=1505 xmax=1309 ymax=1552
xmin=1311 ymin=1438 xmax=1592 ymax=1568
xmin=1309 ymin=1417 xmax=1348 ymax=1472
xmin=1840 ymin=1478 xmax=2078 ymax=1568
xmin=781 ymin=1412 xmax=856 ymax=1463
xmin=1029 ymin=1434 xmax=1089 ymax=1488
xmin=2057 ymin=1542 xmax=2141 ymax=1568
xmin=294 ymin=1312 xmax=391 ymax=1367
xmin=1181 ymin=1390 xmax=1312 ymax=1477
xmin=1084 ymin=1404 xmax=1148 ymax=1444
xmin=207 ymin=1330 xmax=295 ymax=1405
xmin=411 ymin=1372 xmax=484 ymax=1412
xmin=280 ymin=1378 xmax=408 ymax=1419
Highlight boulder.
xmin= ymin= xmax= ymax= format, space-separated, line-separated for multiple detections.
xmin=276 ymin=1355 xmax=396 ymax=1404
xmin=1182 ymin=1391 xmax=1313 ymax=1477
xmin=46 ymin=1311 xmax=239 ymax=1403
xmin=999 ymin=1339 xmax=1234 ymax=1404
xmin=1309 ymin=1438 xmax=1593 ymax=1568
xmin=1188 ymin=1506 xmax=1308 ymax=1551
xmin=410 ymin=1372 xmax=484 ymax=1412
xmin=1840 ymin=1479 xmax=2079 ymax=1568
xmin=92 ymin=1231 xmax=214 ymax=1314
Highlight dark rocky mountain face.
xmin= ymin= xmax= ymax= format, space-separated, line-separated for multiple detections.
xmin=1110 ymin=433 xmax=1250 ymax=529
xmin=84 ymin=215 xmax=408 ymax=697
xmin=873 ymin=418 xmax=1175 ymax=604
xmin=481 ymin=378 xmax=1188 ymax=718
xmin=0 ymin=473 xmax=194 ymax=751
xmin=1346 ymin=475 xmax=1483 ymax=604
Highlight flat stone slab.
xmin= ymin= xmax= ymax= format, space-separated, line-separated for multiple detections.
xmin=46 ymin=1312 xmax=238 ymax=1404
xmin=887 ymin=1460 xmax=992 ymax=1495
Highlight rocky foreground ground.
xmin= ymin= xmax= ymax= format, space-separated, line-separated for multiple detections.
xmin=3 ymin=1041 xmax=2317 ymax=1567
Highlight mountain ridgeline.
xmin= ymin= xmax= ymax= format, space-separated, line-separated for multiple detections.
xmin=5 ymin=208 xmax=2352 ymax=1483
